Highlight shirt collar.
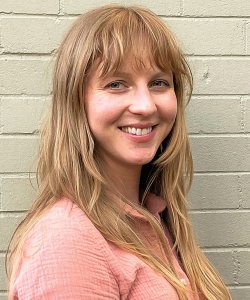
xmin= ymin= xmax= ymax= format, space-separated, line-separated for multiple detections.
xmin=124 ymin=193 xmax=167 ymax=222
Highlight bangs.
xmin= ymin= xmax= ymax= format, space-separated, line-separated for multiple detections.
xmin=90 ymin=7 xmax=178 ymax=77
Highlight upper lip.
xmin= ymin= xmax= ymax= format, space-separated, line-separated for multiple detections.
xmin=119 ymin=123 xmax=157 ymax=129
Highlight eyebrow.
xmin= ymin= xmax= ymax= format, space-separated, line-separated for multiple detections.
xmin=103 ymin=70 xmax=173 ymax=79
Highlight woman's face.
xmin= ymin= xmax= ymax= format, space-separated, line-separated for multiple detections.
xmin=84 ymin=56 xmax=177 ymax=169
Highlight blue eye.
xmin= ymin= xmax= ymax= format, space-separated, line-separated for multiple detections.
xmin=150 ymin=80 xmax=169 ymax=88
xmin=106 ymin=81 xmax=125 ymax=89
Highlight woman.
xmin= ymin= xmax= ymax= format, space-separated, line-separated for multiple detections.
xmin=6 ymin=5 xmax=231 ymax=300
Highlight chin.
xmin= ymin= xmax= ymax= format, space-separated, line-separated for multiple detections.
xmin=128 ymin=154 xmax=156 ymax=166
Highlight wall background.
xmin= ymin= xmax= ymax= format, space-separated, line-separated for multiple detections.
xmin=0 ymin=0 xmax=250 ymax=299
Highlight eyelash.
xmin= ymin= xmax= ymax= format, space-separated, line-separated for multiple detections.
xmin=105 ymin=80 xmax=170 ymax=90
xmin=149 ymin=80 xmax=170 ymax=89
xmin=105 ymin=81 xmax=126 ymax=89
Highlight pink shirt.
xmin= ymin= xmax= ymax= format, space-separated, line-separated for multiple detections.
xmin=11 ymin=194 xmax=201 ymax=299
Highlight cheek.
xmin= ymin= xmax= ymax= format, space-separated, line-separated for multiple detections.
xmin=85 ymin=93 xmax=123 ymax=131
xmin=162 ymin=95 xmax=178 ymax=123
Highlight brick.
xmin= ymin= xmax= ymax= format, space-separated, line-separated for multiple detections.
xmin=230 ymin=287 xmax=250 ymax=300
xmin=0 ymin=136 xmax=38 ymax=173
xmin=240 ymin=174 xmax=250 ymax=208
xmin=186 ymin=96 xmax=242 ymax=134
xmin=245 ymin=97 xmax=250 ymax=132
xmin=189 ymin=58 xmax=250 ymax=95
xmin=191 ymin=212 xmax=250 ymax=247
xmin=1 ymin=17 xmax=75 ymax=54
xmin=247 ymin=23 xmax=250 ymax=55
xmin=204 ymin=250 xmax=234 ymax=285
xmin=166 ymin=18 xmax=244 ymax=55
xmin=0 ymin=97 xmax=49 ymax=134
xmin=63 ymin=0 xmax=181 ymax=16
xmin=0 ymin=58 xmax=52 ymax=95
xmin=0 ymin=255 xmax=7 ymax=290
xmin=190 ymin=136 xmax=250 ymax=172
xmin=0 ymin=0 xmax=59 ymax=14
xmin=0 ymin=214 xmax=24 ymax=251
xmin=1 ymin=176 xmax=37 ymax=211
xmin=237 ymin=250 xmax=250 ymax=284
xmin=183 ymin=0 xmax=250 ymax=17
xmin=189 ymin=174 xmax=239 ymax=209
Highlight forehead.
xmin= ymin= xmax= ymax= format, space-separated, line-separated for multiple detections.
xmin=89 ymin=53 xmax=172 ymax=80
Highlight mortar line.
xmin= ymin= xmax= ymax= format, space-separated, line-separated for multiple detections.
xmin=232 ymin=250 xmax=240 ymax=285
xmin=227 ymin=284 xmax=250 ymax=288
xmin=240 ymin=96 xmax=247 ymax=133
xmin=237 ymin=174 xmax=244 ymax=209
xmin=1 ymin=12 xmax=249 ymax=19
xmin=189 ymin=133 xmax=250 ymax=137
xmin=228 ymin=285 xmax=250 ymax=288
xmin=203 ymin=247 xmax=250 ymax=251
xmin=193 ymin=171 xmax=250 ymax=175
xmin=180 ymin=0 xmax=184 ymax=15
xmin=58 ymin=0 xmax=62 ymax=15
xmin=190 ymin=209 xmax=250 ymax=213
xmin=1 ymin=53 xmax=250 ymax=59
xmin=0 ymin=176 xmax=2 ymax=210
xmin=243 ymin=18 xmax=248 ymax=54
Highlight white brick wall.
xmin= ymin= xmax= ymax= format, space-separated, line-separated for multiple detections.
xmin=0 ymin=1 xmax=249 ymax=299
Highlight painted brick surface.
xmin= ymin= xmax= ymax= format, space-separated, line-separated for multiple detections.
xmin=247 ymin=23 xmax=250 ymax=55
xmin=1 ymin=17 xmax=76 ymax=54
xmin=183 ymin=0 xmax=250 ymax=17
xmin=237 ymin=251 xmax=250 ymax=284
xmin=0 ymin=137 xmax=38 ymax=172
xmin=0 ymin=58 xmax=52 ymax=95
xmin=0 ymin=255 xmax=7 ymax=290
xmin=190 ymin=136 xmax=250 ymax=172
xmin=186 ymin=96 xmax=243 ymax=134
xmin=190 ymin=58 xmax=250 ymax=95
xmin=62 ymin=0 xmax=181 ymax=15
xmin=204 ymin=250 xmax=235 ymax=285
xmin=0 ymin=0 xmax=249 ymax=298
xmin=241 ymin=174 xmax=250 ymax=208
xmin=0 ymin=97 xmax=49 ymax=134
xmin=0 ymin=0 xmax=59 ymax=14
xmin=0 ymin=214 xmax=24 ymax=251
xmin=245 ymin=97 xmax=250 ymax=132
xmin=0 ymin=97 xmax=47 ymax=133
xmin=1 ymin=176 xmax=37 ymax=211
xmin=189 ymin=174 xmax=240 ymax=210
xmin=230 ymin=288 xmax=250 ymax=300
xmin=166 ymin=18 xmax=245 ymax=55
xmin=191 ymin=212 xmax=250 ymax=247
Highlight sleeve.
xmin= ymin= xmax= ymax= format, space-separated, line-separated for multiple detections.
xmin=12 ymin=212 xmax=120 ymax=300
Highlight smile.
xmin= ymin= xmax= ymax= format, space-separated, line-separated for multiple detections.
xmin=121 ymin=126 xmax=153 ymax=136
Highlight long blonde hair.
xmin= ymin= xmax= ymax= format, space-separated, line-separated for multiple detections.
xmin=6 ymin=5 xmax=231 ymax=300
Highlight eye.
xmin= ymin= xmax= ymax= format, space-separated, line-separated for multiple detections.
xmin=105 ymin=81 xmax=126 ymax=90
xmin=149 ymin=80 xmax=170 ymax=89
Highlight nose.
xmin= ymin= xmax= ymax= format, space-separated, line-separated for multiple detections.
xmin=128 ymin=86 xmax=157 ymax=116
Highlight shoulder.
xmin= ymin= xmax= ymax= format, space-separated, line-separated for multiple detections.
xmin=32 ymin=197 xmax=97 ymax=234
xmin=12 ymin=198 xmax=120 ymax=299
xmin=25 ymin=197 xmax=106 ymax=254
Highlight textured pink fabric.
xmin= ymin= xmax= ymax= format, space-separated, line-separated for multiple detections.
xmin=11 ymin=195 xmax=202 ymax=299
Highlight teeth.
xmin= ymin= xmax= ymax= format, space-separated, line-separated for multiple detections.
xmin=142 ymin=128 xmax=148 ymax=135
xmin=136 ymin=128 xmax=142 ymax=135
xmin=121 ymin=126 xmax=153 ymax=136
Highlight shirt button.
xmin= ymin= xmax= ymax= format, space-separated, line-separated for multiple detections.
xmin=180 ymin=278 xmax=187 ymax=286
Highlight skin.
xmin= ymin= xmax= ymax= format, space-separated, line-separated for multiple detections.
xmin=85 ymin=56 xmax=177 ymax=203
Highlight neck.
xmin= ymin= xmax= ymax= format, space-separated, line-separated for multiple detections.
xmin=99 ymin=156 xmax=142 ymax=203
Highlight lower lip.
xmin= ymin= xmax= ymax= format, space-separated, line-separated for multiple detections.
xmin=120 ymin=127 xmax=157 ymax=143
